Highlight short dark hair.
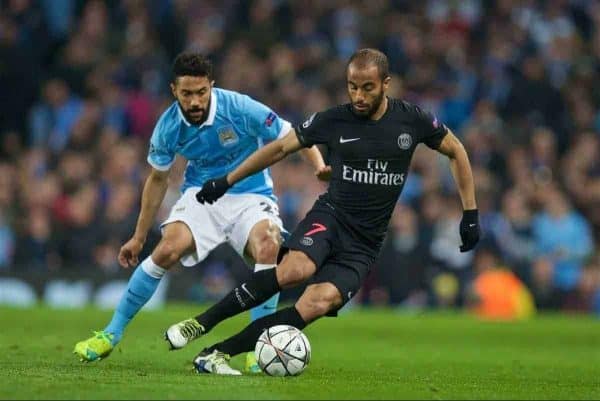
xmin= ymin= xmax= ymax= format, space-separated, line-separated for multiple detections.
xmin=347 ymin=48 xmax=389 ymax=80
xmin=172 ymin=52 xmax=213 ymax=81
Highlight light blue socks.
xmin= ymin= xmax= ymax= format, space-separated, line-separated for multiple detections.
xmin=104 ymin=260 xmax=277 ymax=345
xmin=104 ymin=257 xmax=166 ymax=345
xmin=250 ymin=264 xmax=280 ymax=321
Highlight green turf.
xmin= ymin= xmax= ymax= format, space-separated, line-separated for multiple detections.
xmin=0 ymin=304 xmax=599 ymax=400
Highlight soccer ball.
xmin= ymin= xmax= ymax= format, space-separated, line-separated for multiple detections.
xmin=255 ymin=325 xmax=311 ymax=376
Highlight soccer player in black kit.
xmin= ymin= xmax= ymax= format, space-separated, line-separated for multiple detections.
xmin=164 ymin=48 xmax=480 ymax=375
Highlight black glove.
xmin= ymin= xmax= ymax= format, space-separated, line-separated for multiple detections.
xmin=196 ymin=176 xmax=230 ymax=204
xmin=459 ymin=209 xmax=480 ymax=252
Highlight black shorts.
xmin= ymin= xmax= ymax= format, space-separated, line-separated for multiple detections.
xmin=278 ymin=208 xmax=378 ymax=316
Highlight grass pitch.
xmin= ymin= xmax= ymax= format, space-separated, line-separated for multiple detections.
xmin=1 ymin=304 xmax=599 ymax=400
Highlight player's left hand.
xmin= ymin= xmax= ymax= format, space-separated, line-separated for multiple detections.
xmin=459 ymin=209 xmax=480 ymax=252
xmin=315 ymin=165 xmax=332 ymax=181
xmin=196 ymin=176 xmax=230 ymax=204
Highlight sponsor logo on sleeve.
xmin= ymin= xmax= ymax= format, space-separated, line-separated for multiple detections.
xmin=300 ymin=222 xmax=327 ymax=246
xmin=265 ymin=112 xmax=277 ymax=127
xmin=300 ymin=237 xmax=314 ymax=246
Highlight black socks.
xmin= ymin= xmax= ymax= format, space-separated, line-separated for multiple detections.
xmin=207 ymin=306 xmax=307 ymax=357
xmin=195 ymin=267 xmax=280 ymax=332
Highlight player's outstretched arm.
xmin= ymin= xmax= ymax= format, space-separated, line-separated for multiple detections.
xmin=196 ymin=129 xmax=304 ymax=204
xmin=436 ymin=130 xmax=480 ymax=252
xmin=118 ymin=168 xmax=170 ymax=268
xmin=298 ymin=145 xmax=331 ymax=181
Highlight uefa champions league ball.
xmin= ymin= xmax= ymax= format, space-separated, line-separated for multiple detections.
xmin=255 ymin=325 xmax=311 ymax=376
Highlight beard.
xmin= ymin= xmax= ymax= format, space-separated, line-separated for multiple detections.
xmin=178 ymin=101 xmax=208 ymax=125
xmin=351 ymin=90 xmax=385 ymax=119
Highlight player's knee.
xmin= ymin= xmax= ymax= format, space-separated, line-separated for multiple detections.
xmin=276 ymin=252 xmax=315 ymax=288
xmin=152 ymin=239 xmax=181 ymax=268
xmin=296 ymin=283 xmax=342 ymax=322
xmin=277 ymin=264 xmax=308 ymax=287
xmin=252 ymin=236 xmax=280 ymax=264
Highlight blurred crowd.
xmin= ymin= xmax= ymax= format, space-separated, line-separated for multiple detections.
xmin=1 ymin=0 xmax=599 ymax=316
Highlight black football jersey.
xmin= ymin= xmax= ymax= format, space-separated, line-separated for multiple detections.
xmin=294 ymin=98 xmax=448 ymax=248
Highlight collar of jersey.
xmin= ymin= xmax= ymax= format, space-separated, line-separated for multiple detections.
xmin=177 ymin=90 xmax=217 ymax=128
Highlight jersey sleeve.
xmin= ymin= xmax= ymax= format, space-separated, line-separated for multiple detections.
xmin=293 ymin=111 xmax=331 ymax=147
xmin=413 ymin=105 xmax=448 ymax=149
xmin=243 ymin=95 xmax=291 ymax=142
xmin=147 ymin=115 xmax=176 ymax=171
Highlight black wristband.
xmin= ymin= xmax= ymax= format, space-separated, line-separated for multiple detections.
xmin=463 ymin=209 xmax=478 ymax=219
xmin=218 ymin=175 xmax=231 ymax=189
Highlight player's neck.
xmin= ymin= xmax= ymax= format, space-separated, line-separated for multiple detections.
xmin=369 ymin=96 xmax=388 ymax=121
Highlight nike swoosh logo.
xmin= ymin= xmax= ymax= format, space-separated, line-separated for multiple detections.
xmin=469 ymin=224 xmax=477 ymax=227
xmin=241 ymin=283 xmax=255 ymax=300
xmin=339 ymin=137 xmax=360 ymax=143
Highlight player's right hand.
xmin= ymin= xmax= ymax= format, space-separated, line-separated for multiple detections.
xmin=196 ymin=175 xmax=230 ymax=204
xmin=118 ymin=237 xmax=145 ymax=268
xmin=315 ymin=165 xmax=332 ymax=181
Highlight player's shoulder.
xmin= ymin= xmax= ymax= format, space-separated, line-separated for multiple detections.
xmin=388 ymin=98 xmax=428 ymax=118
xmin=298 ymin=104 xmax=351 ymax=131
xmin=213 ymin=87 xmax=242 ymax=103
xmin=154 ymin=101 xmax=182 ymax=135
xmin=213 ymin=87 xmax=260 ymax=110
xmin=321 ymin=103 xmax=352 ymax=118
xmin=215 ymin=87 xmax=275 ymax=122
xmin=310 ymin=104 xmax=352 ymax=124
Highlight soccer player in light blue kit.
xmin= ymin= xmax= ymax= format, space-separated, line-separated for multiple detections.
xmin=74 ymin=52 xmax=329 ymax=374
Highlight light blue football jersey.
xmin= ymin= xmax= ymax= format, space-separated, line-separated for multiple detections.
xmin=147 ymin=88 xmax=291 ymax=200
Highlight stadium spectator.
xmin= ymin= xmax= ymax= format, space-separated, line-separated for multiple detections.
xmin=531 ymin=183 xmax=594 ymax=309
xmin=28 ymin=77 xmax=84 ymax=153
xmin=466 ymin=245 xmax=536 ymax=321
xmin=489 ymin=188 xmax=536 ymax=286
xmin=372 ymin=202 xmax=432 ymax=307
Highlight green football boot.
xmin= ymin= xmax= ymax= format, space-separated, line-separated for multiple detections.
xmin=245 ymin=352 xmax=262 ymax=373
xmin=73 ymin=331 xmax=115 ymax=362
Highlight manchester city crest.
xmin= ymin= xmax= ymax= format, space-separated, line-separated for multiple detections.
xmin=218 ymin=126 xmax=239 ymax=147
xmin=398 ymin=133 xmax=412 ymax=150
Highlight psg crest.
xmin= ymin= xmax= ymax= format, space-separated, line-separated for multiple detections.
xmin=398 ymin=133 xmax=412 ymax=150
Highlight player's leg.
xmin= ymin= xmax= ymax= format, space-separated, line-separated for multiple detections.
xmin=105 ymin=222 xmax=194 ymax=341
xmin=74 ymin=222 xmax=194 ymax=362
xmin=193 ymin=251 xmax=316 ymax=375
xmin=164 ymin=208 xmax=333 ymax=350
xmin=245 ymin=219 xmax=282 ymax=323
xmin=192 ymin=282 xmax=342 ymax=374
xmin=75 ymin=187 xmax=224 ymax=362
xmin=193 ymin=259 xmax=365 ymax=375
xmin=170 ymin=248 xmax=315 ymax=341
xmin=223 ymin=195 xmax=285 ymax=331
xmin=242 ymin=220 xmax=281 ymax=372
xmin=197 ymin=261 xmax=360 ymax=361
xmin=191 ymin=251 xmax=318 ymax=375
xmin=191 ymin=216 xmax=372 ymax=375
